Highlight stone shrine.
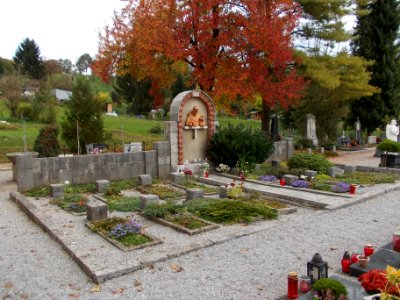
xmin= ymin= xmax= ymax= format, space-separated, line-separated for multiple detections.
xmin=166 ymin=90 xmax=217 ymax=168
xmin=306 ymin=114 xmax=318 ymax=147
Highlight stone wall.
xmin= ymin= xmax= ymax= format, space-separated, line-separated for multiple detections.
xmin=14 ymin=141 xmax=171 ymax=192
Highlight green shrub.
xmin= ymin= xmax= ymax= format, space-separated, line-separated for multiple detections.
xmin=207 ymin=123 xmax=274 ymax=168
xmin=312 ymin=278 xmax=347 ymax=299
xmin=33 ymin=124 xmax=60 ymax=157
xmin=107 ymin=196 xmax=140 ymax=212
xmin=288 ymin=152 xmax=333 ymax=174
xmin=149 ymin=123 xmax=162 ymax=134
xmin=294 ymin=138 xmax=314 ymax=150
xmin=377 ymin=139 xmax=400 ymax=152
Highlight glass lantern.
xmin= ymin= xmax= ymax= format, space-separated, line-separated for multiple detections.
xmin=307 ymin=253 xmax=328 ymax=283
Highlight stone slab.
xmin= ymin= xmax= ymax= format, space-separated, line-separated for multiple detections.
xmin=328 ymin=167 xmax=344 ymax=178
xmin=96 ymin=180 xmax=110 ymax=193
xmin=50 ymin=184 xmax=64 ymax=198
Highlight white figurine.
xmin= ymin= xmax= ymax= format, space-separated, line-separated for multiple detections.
xmin=386 ymin=119 xmax=399 ymax=141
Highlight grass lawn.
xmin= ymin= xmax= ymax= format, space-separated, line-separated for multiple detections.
xmin=0 ymin=101 xmax=261 ymax=163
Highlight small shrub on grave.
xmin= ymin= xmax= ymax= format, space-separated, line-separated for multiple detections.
xmin=183 ymin=181 xmax=218 ymax=194
xmin=24 ymin=186 xmax=50 ymax=197
xmin=340 ymin=171 xmax=397 ymax=185
xmin=149 ymin=123 xmax=163 ymax=134
xmin=136 ymin=185 xmax=185 ymax=200
xmin=308 ymin=181 xmax=332 ymax=192
xmin=50 ymin=194 xmax=88 ymax=213
xmin=105 ymin=186 xmax=123 ymax=196
xmin=207 ymin=123 xmax=274 ymax=168
xmin=111 ymin=179 xmax=138 ymax=190
xmin=186 ymin=198 xmax=278 ymax=224
xmin=287 ymin=152 xmax=333 ymax=174
xmin=312 ymin=278 xmax=347 ymax=300
xmin=33 ymin=124 xmax=60 ymax=158
xmin=106 ymin=196 xmax=140 ymax=212
xmin=164 ymin=212 xmax=207 ymax=230
xmin=294 ymin=138 xmax=315 ymax=150
xmin=288 ymin=168 xmax=305 ymax=177
xmin=377 ymin=139 xmax=400 ymax=152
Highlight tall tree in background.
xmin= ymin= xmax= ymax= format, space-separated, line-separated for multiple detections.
xmin=76 ymin=53 xmax=93 ymax=74
xmin=288 ymin=0 xmax=377 ymax=142
xmin=0 ymin=74 xmax=28 ymax=117
xmin=93 ymin=0 xmax=305 ymax=132
xmin=114 ymin=74 xmax=154 ymax=115
xmin=58 ymin=58 xmax=74 ymax=73
xmin=348 ymin=0 xmax=400 ymax=135
xmin=61 ymin=77 xmax=105 ymax=153
xmin=13 ymin=38 xmax=45 ymax=79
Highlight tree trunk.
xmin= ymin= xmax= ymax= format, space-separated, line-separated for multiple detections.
xmin=261 ymin=101 xmax=271 ymax=134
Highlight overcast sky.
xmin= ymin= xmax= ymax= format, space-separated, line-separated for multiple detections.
xmin=0 ymin=0 xmax=125 ymax=63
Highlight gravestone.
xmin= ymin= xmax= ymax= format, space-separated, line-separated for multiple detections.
xmin=124 ymin=142 xmax=143 ymax=153
xmin=166 ymin=90 xmax=217 ymax=167
xmin=385 ymin=119 xmax=399 ymax=142
xmin=270 ymin=114 xmax=279 ymax=141
xmin=355 ymin=117 xmax=363 ymax=145
xmin=306 ymin=114 xmax=318 ymax=147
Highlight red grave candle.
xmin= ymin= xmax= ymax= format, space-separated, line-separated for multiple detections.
xmin=280 ymin=178 xmax=286 ymax=186
xmin=341 ymin=251 xmax=351 ymax=273
xmin=287 ymin=272 xmax=298 ymax=299
xmin=364 ymin=244 xmax=374 ymax=257
xmin=393 ymin=232 xmax=400 ymax=252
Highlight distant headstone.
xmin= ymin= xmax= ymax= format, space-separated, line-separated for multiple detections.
xmin=355 ymin=117 xmax=363 ymax=145
xmin=305 ymin=170 xmax=317 ymax=180
xmin=96 ymin=180 xmax=110 ymax=193
xmin=367 ymin=136 xmax=377 ymax=144
xmin=271 ymin=114 xmax=279 ymax=141
xmin=124 ymin=142 xmax=143 ymax=153
xmin=138 ymin=174 xmax=152 ymax=186
xmin=271 ymin=160 xmax=281 ymax=168
xmin=282 ymin=174 xmax=298 ymax=186
xmin=50 ymin=184 xmax=64 ymax=198
xmin=186 ymin=189 xmax=204 ymax=201
xmin=306 ymin=114 xmax=318 ymax=147
xmin=86 ymin=197 xmax=107 ymax=221
xmin=328 ymin=167 xmax=344 ymax=178
xmin=344 ymin=165 xmax=357 ymax=174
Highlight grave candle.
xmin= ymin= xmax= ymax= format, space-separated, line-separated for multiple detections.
xmin=287 ymin=272 xmax=298 ymax=299
xmin=341 ymin=251 xmax=351 ymax=273
xmin=364 ymin=244 xmax=374 ymax=257
xmin=393 ymin=232 xmax=400 ymax=252
xmin=280 ymin=178 xmax=286 ymax=186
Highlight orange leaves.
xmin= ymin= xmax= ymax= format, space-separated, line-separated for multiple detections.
xmin=93 ymin=0 xmax=305 ymax=111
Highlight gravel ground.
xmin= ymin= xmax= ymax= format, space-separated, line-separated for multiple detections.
xmin=1 ymin=158 xmax=399 ymax=299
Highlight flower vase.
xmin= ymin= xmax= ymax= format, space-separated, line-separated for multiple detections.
xmin=204 ymin=170 xmax=209 ymax=178
xmin=239 ymin=172 xmax=245 ymax=180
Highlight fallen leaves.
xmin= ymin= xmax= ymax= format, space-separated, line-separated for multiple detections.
xmin=91 ymin=284 xmax=102 ymax=293
xmin=3 ymin=282 xmax=13 ymax=289
xmin=170 ymin=263 xmax=184 ymax=273
xmin=111 ymin=287 xmax=125 ymax=295
xmin=134 ymin=279 xmax=143 ymax=292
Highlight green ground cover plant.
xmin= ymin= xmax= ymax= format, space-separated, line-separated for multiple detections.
xmin=105 ymin=195 xmax=140 ymax=212
xmin=186 ymin=198 xmax=278 ymax=224
xmin=181 ymin=181 xmax=219 ymax=194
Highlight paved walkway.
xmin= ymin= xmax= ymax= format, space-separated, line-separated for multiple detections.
xmin=1 ymin=150 xmax=400 ymax=299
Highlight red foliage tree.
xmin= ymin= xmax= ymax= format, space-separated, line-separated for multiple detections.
xmin=93 ymin=0 xmax=305 ymax=130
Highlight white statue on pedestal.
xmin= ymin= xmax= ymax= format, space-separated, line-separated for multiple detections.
xmin=386 ymin=119 xmax=399 ymax=141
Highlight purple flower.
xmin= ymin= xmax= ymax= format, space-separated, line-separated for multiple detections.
xmin=258 ymin=175 xmax=278 ymax=182
xmin=291 ymin=179 xmax=309 ymax=188
xmin=109 ymin=218 xmax=142 ymax=238
xmin=331 ymin=182 xmax=350 ymax=193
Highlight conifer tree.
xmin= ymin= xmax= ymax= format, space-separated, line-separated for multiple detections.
xmin=348 ymin=0 xmax=400 ymax=135
xmin=13 ymin=38 xmax=46 ymax=79
xmin=61 ymin=77 xmax=105 ymax=154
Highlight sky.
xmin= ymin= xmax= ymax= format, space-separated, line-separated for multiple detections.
xmin=0 ymin=0 xmax=126 ymax=63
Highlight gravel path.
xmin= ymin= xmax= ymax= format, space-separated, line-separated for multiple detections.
xmin=1 ymin=154 xmax=399 ymax=299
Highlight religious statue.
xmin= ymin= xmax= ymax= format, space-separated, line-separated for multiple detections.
xmin=386 ymin=119 xmax=399 ymax=141
xmin=185 ymin=105 xmax=206 ymax=127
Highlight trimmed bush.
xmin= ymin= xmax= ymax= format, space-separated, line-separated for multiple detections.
xmin=207 ymin=123 xmax=274 ymax=168
xmin=33 ymin=124 xmax=60 ymax=157
xmin=294 ymin=138 xmax=314 ymax=150
xmin=377 ymin=139 xmax=400 ymax=152
xmin=287 ymin=152 xmax=333 ymax=174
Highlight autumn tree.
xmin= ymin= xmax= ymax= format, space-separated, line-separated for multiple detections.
xmin=93 ymin=0 xmax=305 ymax=131
xmin=13 ymin=38 xmax=46 ymax=79
xmin=347 ymin=0 xmax=400 ymax=135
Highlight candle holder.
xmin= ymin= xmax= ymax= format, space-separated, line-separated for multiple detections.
xmin=364 ymin=244 xmax=374 ymax=257
xmin=287 ymin=272 xmax=298 ymax=299
xmin=341 ymin=251 xmax=351 ymax=273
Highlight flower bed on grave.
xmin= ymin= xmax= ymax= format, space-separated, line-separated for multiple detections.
xmin=142 ymin=201 xmax=219 ymax=235
xmin=135 ymin=184 xmax=185 ymax=200
xmin=86 ymin=216 xmax=162 ymax=251
xmin=172 ymin=180 xmax=219 ymax=195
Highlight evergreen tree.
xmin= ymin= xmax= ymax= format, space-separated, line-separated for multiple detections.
xmin=61 ymin=77 xmax=105 ymax=153
xmin=348 ymin=0 xmax=400 ymax=135
xmin=13 ymin=38 xmax=46 ymax=79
